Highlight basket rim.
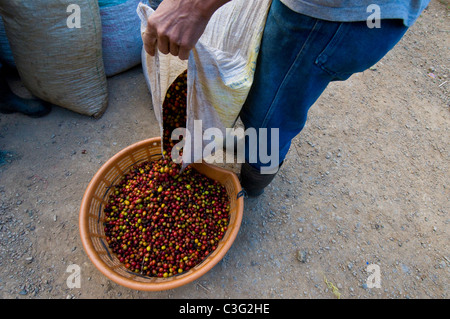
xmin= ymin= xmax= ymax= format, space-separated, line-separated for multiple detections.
xmin=79 ymin=137 xmax=244 ymax=291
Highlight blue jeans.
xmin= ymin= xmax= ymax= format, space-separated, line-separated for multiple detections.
xmin=239 ymin=0 xmax=408 ymax=172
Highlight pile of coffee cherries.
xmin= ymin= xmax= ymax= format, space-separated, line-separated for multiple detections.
xmin=103 ymin=71 xmax=231 ymax=278
xmin=162 ymin=70 xmax=187 ymax=158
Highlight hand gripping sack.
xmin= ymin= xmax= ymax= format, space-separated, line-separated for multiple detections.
xmin=137 ymin=0 xmax=271 ymax=167
xmin=0 ymin=0 xmax=108 ymax=117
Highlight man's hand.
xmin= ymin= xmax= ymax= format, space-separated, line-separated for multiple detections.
xmin=143 ymin=0 xmax=230 ymax=60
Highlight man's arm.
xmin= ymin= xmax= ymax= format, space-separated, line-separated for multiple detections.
xmin=143 ymin=0 xmax=231 ymax=60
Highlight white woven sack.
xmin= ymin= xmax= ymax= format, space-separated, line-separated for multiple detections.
xmin=138 ymin=0 xmax=271 ymax=167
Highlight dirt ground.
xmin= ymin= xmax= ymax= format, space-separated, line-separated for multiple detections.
xmin=0 ymin=0 xmax=448 ymax=299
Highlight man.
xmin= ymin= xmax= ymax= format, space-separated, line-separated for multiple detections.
xmin=143 ymin=0 xmax=430 ymax=197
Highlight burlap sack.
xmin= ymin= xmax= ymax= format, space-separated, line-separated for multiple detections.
xmin=0 ymin=0 xmax=108 ymax=117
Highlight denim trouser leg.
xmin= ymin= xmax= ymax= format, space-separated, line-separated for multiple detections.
xmin=239 ymin=0 xmax=409 ymax=173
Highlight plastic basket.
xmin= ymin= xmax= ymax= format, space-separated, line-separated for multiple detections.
xmin=79 ymin=137 xmax=244 ymax=291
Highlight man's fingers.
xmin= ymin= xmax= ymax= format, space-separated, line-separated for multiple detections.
xmin=143 ymin=29 xmax=179 ymax=58
xmin=144 ymin=16 xmax=193 ymax=59
xmin=142 ymin=30 xmax=157 ymax=56
xmin=157 ymin=35 xmax=170 ymax=55
xmin=178 ymin=46 xmax=190 ymax=60
xmin=169 ymin=41 xmax=180 ymax=57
